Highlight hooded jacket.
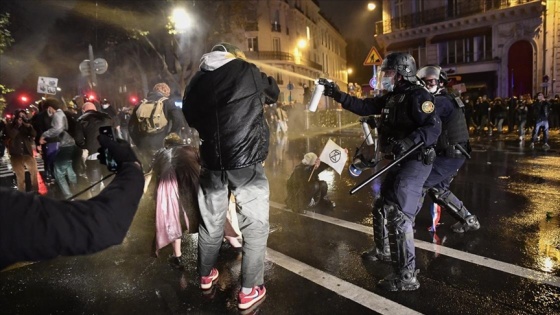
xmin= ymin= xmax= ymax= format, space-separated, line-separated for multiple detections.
xmin=182 ymin=51 xmax=279 ymax=170
xmin=75 ymin=110 xmax=113 ymax=156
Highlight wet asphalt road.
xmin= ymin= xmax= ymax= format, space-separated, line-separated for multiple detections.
xmin=1 ymin=127 xmax=560 ymax=315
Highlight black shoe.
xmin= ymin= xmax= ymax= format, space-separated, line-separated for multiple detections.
xmin=361 ymin=247 xmax=391 ymax=262
xmin=377 ymin=269 xmax=420 ymax=291
xmin=451 ymin=215 xmax=480 ymax=233
xmin=168 ymin=255 xmax=184 ymax=269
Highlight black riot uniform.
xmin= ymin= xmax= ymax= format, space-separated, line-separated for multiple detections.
xmin=322 ymin=52 xmax=441 ymax=291
xmin=417 ymin=66 xmax=480 ymax=233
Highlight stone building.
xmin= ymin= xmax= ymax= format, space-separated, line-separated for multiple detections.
xmin=374 ymin=0 xmax=560 ymax=99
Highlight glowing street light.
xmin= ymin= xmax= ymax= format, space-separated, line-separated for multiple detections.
xmin=171 ymin=7 xmax=191 ymax=32
xmin=367 ymin=2 xmax=376 ymax=11
xmin=347 ymin=68 xmax=353 ymax=75
xmin=297 ymin=39 xmax=308 ymax=49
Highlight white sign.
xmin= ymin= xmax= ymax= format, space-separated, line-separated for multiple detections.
xmin=37 ymin=76 xmax=58 ymax=95
xmin=319 ymin=139 xmax=348 ymax=175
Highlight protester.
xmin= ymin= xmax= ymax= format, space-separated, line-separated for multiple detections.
xmin=0 ymin=135 xmax=144 ymax=270
xmin=182 ymin=42 xmax=279 ymax=310
xmin=4 ymin=109 xmax=38 ymax=192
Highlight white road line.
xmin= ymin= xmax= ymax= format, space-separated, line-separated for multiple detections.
xmin=269 ymin=201 xmax=560 ymax=288
xmin=266 ymin=248 xmax=423 ymax=315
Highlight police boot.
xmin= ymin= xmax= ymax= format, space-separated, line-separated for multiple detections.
xmin=377 ymin=268 xmax=420 ymax=291
xmin=451 ymin=215 xmax=480 ymax=233
xmin=361 ymin=246 xmax=391 ymax=262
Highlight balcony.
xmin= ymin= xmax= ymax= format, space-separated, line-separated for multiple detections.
xmin=243 ymin=51 xmax=323 ymax=71
xmin=376 ymin=0 xmax=540 ymax=34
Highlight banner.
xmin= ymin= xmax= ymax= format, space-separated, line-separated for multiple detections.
xmin=37 ymin=76 xmax=58 ymax=95
xmin=318 ymin=139 xmax=348 ymax=175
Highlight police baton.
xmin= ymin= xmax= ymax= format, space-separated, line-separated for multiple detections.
xmin=349 ymin=141 xmax=425 ymax=195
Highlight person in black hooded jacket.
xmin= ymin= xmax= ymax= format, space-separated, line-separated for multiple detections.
xmin=182 ymin=42 xmax=279 ymax=310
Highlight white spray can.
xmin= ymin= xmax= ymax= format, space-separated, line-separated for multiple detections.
xmin=308 ymin=79 xmax=326 ymax=112
xmin=361 ymin=119 xmax=375 ymax=146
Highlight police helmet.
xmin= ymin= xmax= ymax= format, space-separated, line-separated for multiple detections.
xmin=439 ymin=69 xmax=449 ymax=86
xmin=380 ymin=52 xmax=418 ymax=82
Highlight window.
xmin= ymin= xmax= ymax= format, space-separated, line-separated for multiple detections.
xmin=273 ymin=38 xmax=281 ymax=52
xmin=272 ymin=10 xmax=281 ymax=32
xmin=247 ymin=37 xmax=258 ymax=52
xmin=439 ymin=33 xmax=492 ymax=65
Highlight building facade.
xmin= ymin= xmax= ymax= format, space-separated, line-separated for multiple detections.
xmin=375 ymin=0 xmax=560 ymax=99
xmin=229 ymin=0 xmax=348 ymax=108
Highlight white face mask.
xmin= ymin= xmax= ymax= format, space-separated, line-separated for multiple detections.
xmin=427 ymin=85 xmax=438 ymax=93
xmin=47 ymin=108 xmax=54 ymax=117
xmin=381 ymin=77 xmax=394 ymax=92
xmin=102 ymin=104 xmax=110 ymax=109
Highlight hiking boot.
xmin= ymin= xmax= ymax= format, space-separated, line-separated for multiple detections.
xmin=238 ymin=285 xmax=266 ymax=310
xmin=377 ymin=269 xmax=420 ymax=291
xmin=168 ymin=255 xmax=184 ymax=269
xmin=200 ymin=268 xmax=219 ymax=290
xmin=361 ymin=247 xmax=391 ymax=262
xmin=451 ymin=215 xmax=480 ymax=233
xmin=543 ymin=143 xmax=550 ymax=150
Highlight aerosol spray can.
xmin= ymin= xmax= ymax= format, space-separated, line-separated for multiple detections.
xmin=308 ymin=79 xmax=326 ymax=112
xmin=361 ymin=119 xmax=375 ymax=146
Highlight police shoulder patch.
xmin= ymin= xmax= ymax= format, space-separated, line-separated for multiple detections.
xmin=421 ymin=101 xmax=435 ymax=113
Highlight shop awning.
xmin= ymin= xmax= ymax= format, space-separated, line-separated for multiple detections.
xmin=386 ymin=38 xmax=426 ymax=51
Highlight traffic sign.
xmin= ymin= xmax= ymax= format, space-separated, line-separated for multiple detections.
xmin=363 ymin=46 xmax=383 ymax=66
xmin=79 ymin=60 xmax=91 ymax=76
xmin=369 ymin=77 xmax=377 ymax=89
xmin=93 ymin=58 xmax=108 ymax=74
xmin=287 ymin=82 xmax=294 ymax=91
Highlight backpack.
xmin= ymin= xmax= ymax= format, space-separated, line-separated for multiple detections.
xmin=136 ymin=97 xmax=168 ymax=134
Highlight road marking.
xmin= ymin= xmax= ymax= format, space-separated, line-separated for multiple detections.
xmin=269 ymin=201 xmax=560 ymax=288
xmin=266 ymin=248 xmax=423 ymax=315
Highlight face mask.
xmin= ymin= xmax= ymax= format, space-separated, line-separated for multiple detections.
xmin=102 ymin=104 xmax=110 ymax=109
xmin=47 ymin=109 xmax=54 ymax=117
xmin=381 ymin=77 xmax=394 ymax=92
xmin=427 ymin=85 xmax=438 ymax=93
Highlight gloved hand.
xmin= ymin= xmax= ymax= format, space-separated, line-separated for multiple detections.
xmin=97 ymin=134 xmax=140 ymax=169
xmin=323 ymin=80 xmax=342 ymax=102
xmin=392 ymin=138 xmax=415 ymax=156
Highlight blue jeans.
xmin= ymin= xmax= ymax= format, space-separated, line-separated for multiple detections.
xmin=54 ymin=145 xmax=77 ymax=199
xmin=531 ymin=120 xmax=549 ymax=143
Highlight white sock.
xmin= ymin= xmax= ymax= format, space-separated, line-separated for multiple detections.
xmin=241 ymin=287 xmax=253 ymax=294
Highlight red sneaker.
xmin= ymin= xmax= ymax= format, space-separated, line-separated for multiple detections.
xmin=200 ymin=268 xmax=219 ymax=290
xmin=238 ymin=285 xmax=266 ymax=310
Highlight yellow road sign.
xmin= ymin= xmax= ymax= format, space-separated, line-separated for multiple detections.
xmin=363 ymin=46 xmax=383 ymax=66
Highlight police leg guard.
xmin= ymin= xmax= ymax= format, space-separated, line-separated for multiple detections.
xmin=429 ymin=188 xmax=480 ymax=233
xmin=361 ymin=199 xmax=391 ymax=262
xmin=377 ymin=204 xmax=420 ymax=291
xmin=378 ymin=205 xmax=420 ymax=291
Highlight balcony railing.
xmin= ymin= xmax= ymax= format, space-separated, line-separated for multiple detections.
xmin=376 ymin=0 xmax=539 ymax=34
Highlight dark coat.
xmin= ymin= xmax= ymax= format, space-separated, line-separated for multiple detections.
xmin=75 ymin=110 xmax=113 ymax=155
xmin=0 ymin=162 xmax=144 ymax=269
xmin=4 ymin=121 xmax=36 ymax=157
xmin=182 ymin=58 xmax=280 ymax=170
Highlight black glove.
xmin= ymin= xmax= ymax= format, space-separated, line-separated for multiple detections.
xmin=392 ymin=138 xmax=415 ymax=156
xmin=97 ymin=134 xmax=140 ymax=168
xmin=323 ymin=80 xmax=342 ymax=102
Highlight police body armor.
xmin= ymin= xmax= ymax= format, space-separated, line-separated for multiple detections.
xmin=377 ymin=89 xmax=419 ymax=154
xmin=435 ymin=93 xmax=470 ymax=158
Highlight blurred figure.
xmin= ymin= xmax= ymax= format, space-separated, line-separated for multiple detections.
xmin=529 ymin=92 xmax=551 ymax=150
xmin=515 ymin=99 xmax=529 ymax=141
xmin=285 ymin=152 xmax=335 ymax=213
xmin=4 ymin=109 xmax=38 ymax=192
xmin=492 ymin=97 xmax=506 ymax=134
xmin=0 ymin=135 xmax=144 ymax=270
xmin=129 ymin=83 xmax=186 ymax=171
xmin=40 ymin=99 xmax=78 ymax=199
xmin=276 ymin=103 xmax=289 ymax=135
xmin=118 ymin=107 xmax=131 ymax=142
xmin=74 ymin=102 xmax=113 ymax=196
xmin=100 ymin=99 xmax=121 ymax=138
xmin=183 ymin=42 xmax=279 ymax=310
xmin=31 ymin=100 xmax=57 ymax=183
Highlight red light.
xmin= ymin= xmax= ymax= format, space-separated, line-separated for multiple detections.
xmin=5 ymin=114 xmax=12 ymax=119
xmin=20 ymin=96 xmax=28 ymax=102
xmin=88 ymin=94 xmax=96 ymax=100
xmin=130 ymin=96 xmax=137 ymax=103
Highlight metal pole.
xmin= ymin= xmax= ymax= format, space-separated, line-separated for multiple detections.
xmin=350 ymin=142 xmax=424 ymax=195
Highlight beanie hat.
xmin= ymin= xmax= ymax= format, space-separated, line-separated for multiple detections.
xmin=153 ymin=83 xmax=171 ymax=97
xmin=302 ymin=152 xmax=318 ymax=166
xmin=83 ymin=102 xmax=97 ymax=112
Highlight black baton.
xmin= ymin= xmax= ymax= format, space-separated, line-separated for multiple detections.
xmin=455 ymin=144 xmax=471 ymax=159
xmin=350 ymin=141 xmax=425 ymax=195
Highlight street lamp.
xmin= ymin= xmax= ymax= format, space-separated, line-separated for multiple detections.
xmin=367 ymin=2 xmax=376 ymax=11
xmin=347 ymin=68 xmax=353 ymax=75
xmin=297 ymin=38 xmax=307 ymax=49
xmin=171 ymin=7 xmax=191 ymax=33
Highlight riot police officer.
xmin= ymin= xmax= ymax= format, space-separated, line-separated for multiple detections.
xmin=322 ymin=52 xmax=441 ymax=291
xmin=416 ymin=66 xmax=480 ymax=233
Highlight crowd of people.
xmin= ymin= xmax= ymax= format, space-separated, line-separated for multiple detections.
xmin=1 ymin=41 xmax=559 ymax=313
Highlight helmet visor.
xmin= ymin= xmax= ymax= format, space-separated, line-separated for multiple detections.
xmin=376 ymin=70 xmax=396 ymax=91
